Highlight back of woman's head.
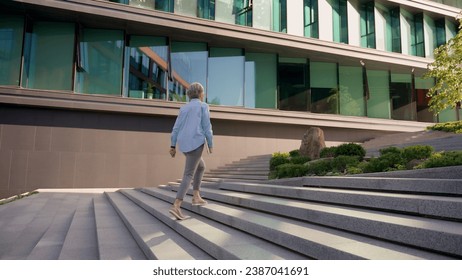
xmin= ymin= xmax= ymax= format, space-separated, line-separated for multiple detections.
xmin=187 ymin=82 xmax=204 ymax=99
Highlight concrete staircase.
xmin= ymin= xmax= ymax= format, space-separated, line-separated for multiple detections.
xmin=202 ymin=154 xmax=271 ymax=182
xmin=1 ymin=155 xmax=462 ymax=260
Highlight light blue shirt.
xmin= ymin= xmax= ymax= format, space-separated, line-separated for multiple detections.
xmin=171 ymin=98 xmax=213 ymax=153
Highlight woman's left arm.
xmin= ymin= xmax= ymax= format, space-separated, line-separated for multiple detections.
xmin=201 ymin=103 xmax=213 ymax=149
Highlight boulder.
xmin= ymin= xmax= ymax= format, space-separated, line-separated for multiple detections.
xmin=299 ymin=127 xmax=326 ymax=159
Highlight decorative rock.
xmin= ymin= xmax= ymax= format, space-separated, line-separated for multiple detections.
xmin=299 ymin=127 xmax=326 ymax=159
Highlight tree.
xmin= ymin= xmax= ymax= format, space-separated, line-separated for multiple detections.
xmin=424 ymin=16 xmax=462 ymax=115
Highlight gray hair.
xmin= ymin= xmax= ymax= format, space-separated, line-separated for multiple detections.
xmin=187 ymin=82 xmax=204 ymax=99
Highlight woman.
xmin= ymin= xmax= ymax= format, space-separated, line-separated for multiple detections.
xmin=169 ymin=82 xmax=213 ymax=220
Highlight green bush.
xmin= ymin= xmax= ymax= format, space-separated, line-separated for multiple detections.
xmin=361 ymin=145 xmax=435 ymax=173
xmin=428 ymin=121 xmax=462 ymax=134
xmin=269 ymin=142 xmax=458 ymax=179
xmin=305 ymin=159 xmax=333 ymax=176
xmin=320 ymin=146 xmax=337 ymax=158
xmin=402 ymin=145 xmax=434 ymax=162
xmin=362 ymin=146 xmax=406 ymax=173
xmin=268 ymin=170 xmax=278 ymax=180
xmin=330 ymin=155 xmax=360 ymax=173
xmin=275 ymin=163 xmax=308 ymax=178
xmin=289 ymin=149 xmax=301 ymax=157
xmin=290 ymin=155 xmax=311 ymax=165
xmin=346 ymin=166 xmax=364 ymax=174
xmin=335 ymin=143 xmax=366 ymax=159
xmin=362 ymin=157 xmax=390 ymax=173
xmin=417 ymin=151 xmax=462 ymax=169
xmin=270 ymin=152 xmax=290 ymax=171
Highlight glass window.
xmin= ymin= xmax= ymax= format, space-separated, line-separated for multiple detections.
xmin=175 ymin=0 xmax=197 ymax=17
xmin=75 ymin=28 xmax=124 ymax=95
xmin=208 ymin=47 xmax=245 ymax=106
xmin=216 ymin=0 xmax=252 ymax=26
xmin=333 ymin=0 xmax=348 ymax=44
xmin=279 ymin=58 xmax=309 ymax=111
xmin=415 ymin=76 xmax=435 ymax=122
xmin=390 ymin=73 xmax=414 ymax=121
xmin=360 ymin=2 xmax=376 ymax=48
xmin=170 ymin=42 xmax=208 ymax=102
xmin=310 ymin=61 xmax=337 ymax=114
xmin=273 ymin=0 xmax=287 ymax=32
xmin=367 ymin=70 xmax=390 ymax=119
xmin=215 ymin=0 xmax=235 ymax=24
xmin=304 ymin=0 xmax=319 ymax=38
xmin=390 ymin=7 xmax=401 ymax=53
xmin=339 ymin=66 xmax=365 ymax=116
xmin=129 ymin=0 xmax=154 ymax=9
xmin=235 ymin=0 xmax=253 ymax=26
xmin=245 ymin=61 xmax=256 ymax=108
xmin=253 ymin=0 xmax=272 ymax=30
xmin=126 ymin=36 xmax=168 ymax=100
xmin=435 ymin=18 xmax=446 ymax=47
xmin=446 ymin=20 xmax=457 ymax=40
xmin=246 ymin=52 xmax=277 ymax=109
xmin=198 ymin=0 xmax=216 ymax=20
xmin=22 ymin=21 xmax=75 ymax=91
xmin=155 ymin=0 xmax=174 ymax=12
xmin=0 ymin=15 xmax=24 ymax=86
xmin=438 ymin=108 xmax=459 ymax=122
xmin=412 ymin=13 xmax=425 ymax=57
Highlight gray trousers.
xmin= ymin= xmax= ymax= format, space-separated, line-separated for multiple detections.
xmin=176 ymin=145 xmax=205 ymax=200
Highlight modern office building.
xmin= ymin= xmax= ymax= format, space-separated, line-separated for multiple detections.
xmin=0 ymin=0 xmax=461 ymax=198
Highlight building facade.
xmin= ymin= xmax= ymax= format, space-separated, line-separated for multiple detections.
xmin=0 ymin=0 xmax=461 ymax=198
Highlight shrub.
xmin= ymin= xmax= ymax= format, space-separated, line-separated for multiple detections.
xmin=346 ymin=166 xmax=363 ymax=174
xmin=401 ymin=145 xmax=434 ymax=162
xmin=290 ymin=155 xmax=311 ymax=165
xmin=362 ymin=157 xmax=390 ymax=173
xmin=378 ymin=147 xmax=405 ymax=168
xmin=305 ymin=159 xmax=333 ymax=176
xmin=270 ymin=152 xmax=290 ymax=171
xmin=275 ymin=163 xmax=308 ymax=178
xmin=417 ymin=151 xmax=462 ymax=169
xmin=289 ymin=149 xmax=301 ymax=157
xmin=330 ymin=155 xmax=360 ymax=173
xmin=320 ymin=146 xmax=337 ymax=158
xmin=428 ymin=121 xmax=462 ymax=134
xmin=268 ymin=170 xmax=278 ymax=180
xmin=335 ymin=143 xmax=366 ymax=159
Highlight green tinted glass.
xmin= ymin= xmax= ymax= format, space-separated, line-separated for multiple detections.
xmin=0 ymin=15 xmax=24 ymax=86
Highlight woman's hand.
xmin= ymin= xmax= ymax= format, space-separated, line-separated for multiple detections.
xmin=169 ymin=147 xmax=176 ymax=158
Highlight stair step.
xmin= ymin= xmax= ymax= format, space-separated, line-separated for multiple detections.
xmin=27 ymin=194 xmax=80 ymax=260
xmin=218 ymin=182 xmax=462 ymax=220
xmin=58 ymin=194 xmax=99 ymax=260
xmin=213 ymin=166 xmax=270 ymax=172
xmin=206 ymin=170 xmax=269 ymax=176
xmin=298 ymin=177 xmax=462 ymax=196
xmin=142 ymin=187 xmax=452 ymax=260
xmin=93 ymin=195 xmax=147 ymax=260
xmin=163 ymin=185 xmax=462 ymax=257
xmin=0 ymin=193 xmax=67 ymax=259
xmin=201 ymin=177 xmax=258 ymax=183
xmin=224 ymin=163 xmax=269 ymax=168
xmin=121 ymin=188 xmax=305 ymax=260
xmin=203 ymin=174 xmax=269 ymax=180
xmin=106 ymin=191 xmax=211 ymax=260
xmin=230 ymin=156 xmax=271 ymax=163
